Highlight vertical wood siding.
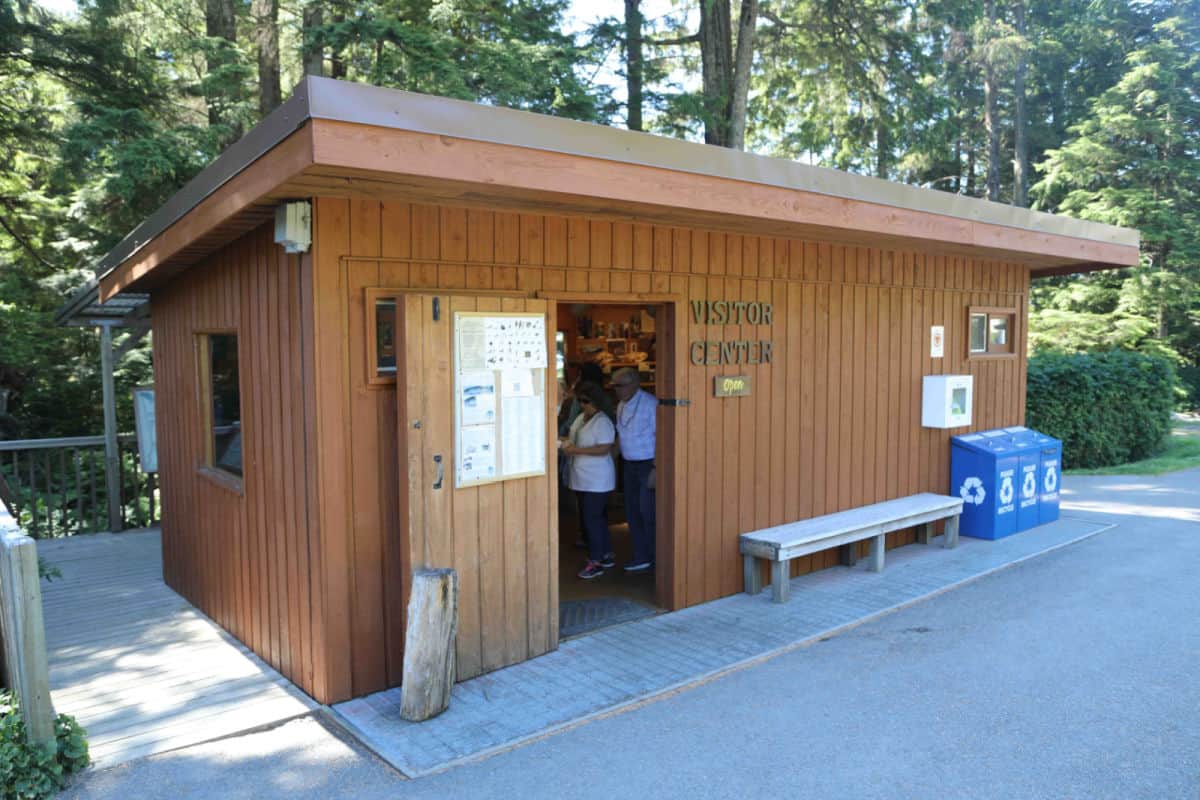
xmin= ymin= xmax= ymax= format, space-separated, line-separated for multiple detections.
xmin=309 ymin=197 xmax=1031 ymax=703
xmin=151 ymin=224 xmax=320 ymax=700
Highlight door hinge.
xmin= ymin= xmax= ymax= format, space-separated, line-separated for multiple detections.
xmin=432 ymin=296 xmax=440 ymax=321
xmin=659 ymin=398 xmax=691 ymax=407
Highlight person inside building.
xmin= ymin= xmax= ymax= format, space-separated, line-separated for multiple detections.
xmin=558 ymin=361 xmax=614 ymax=436
xmin=561 ymin=382 xmax=617 ymax=579
xmin=612 ymin=367 xmax=655 ymax=572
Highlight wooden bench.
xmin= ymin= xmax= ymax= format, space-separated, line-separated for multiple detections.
xmin=740 ymin=493 xmax=964 ymax=603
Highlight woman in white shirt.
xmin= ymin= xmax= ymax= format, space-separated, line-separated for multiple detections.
xmin=561 ymin=383 xmax=617 ymax=579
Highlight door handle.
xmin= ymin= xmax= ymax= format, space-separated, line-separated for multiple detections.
xmin=433 ymin=454 xmax=443 ymax=490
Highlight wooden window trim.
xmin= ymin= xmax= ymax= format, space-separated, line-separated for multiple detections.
xmin=365 ymin=288 xmax=398 ymax=387
xmin=198 ymin=464 xmax=245 ymax=496
xmin=968 ymin=306 xmax=1018 ymax=359
xmin=196 ymin=330 xmax=245 ymax=489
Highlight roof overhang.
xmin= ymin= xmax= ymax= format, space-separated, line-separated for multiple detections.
xmin=94 ymin=76 xmax=1140 ymax=303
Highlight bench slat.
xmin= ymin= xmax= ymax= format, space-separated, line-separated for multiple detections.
xmin=739 ymin=493 xmax=962 ymax=561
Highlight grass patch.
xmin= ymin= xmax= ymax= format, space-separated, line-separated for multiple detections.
xmin=1066 ymin=420 xmax=1200 ymax=476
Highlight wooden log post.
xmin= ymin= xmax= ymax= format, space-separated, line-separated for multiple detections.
xmin=400 ymin=568 xmax=458 ymax=722
xmin=0 ymin=507 xmax=56 ymax=750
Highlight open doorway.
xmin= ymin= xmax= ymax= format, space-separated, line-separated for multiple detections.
xmin=555 ymin=300 xmax=666 ymax=639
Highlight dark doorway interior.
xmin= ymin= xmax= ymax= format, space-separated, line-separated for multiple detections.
xmin=555 ymin=301 xmax=663 ymax=638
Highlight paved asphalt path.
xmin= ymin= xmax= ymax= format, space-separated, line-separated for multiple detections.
xmin=64 ymin=468 xmax=1200 ymax=800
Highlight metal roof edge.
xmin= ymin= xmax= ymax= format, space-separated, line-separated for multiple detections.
xmin=89 ymin=76 xmax=1141 ymax=300
xmin=303 ymin=77 xmax=1139 ymax=250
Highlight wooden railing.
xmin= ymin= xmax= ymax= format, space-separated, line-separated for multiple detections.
xmin=0 ymin=435 xmax=159 ymax=537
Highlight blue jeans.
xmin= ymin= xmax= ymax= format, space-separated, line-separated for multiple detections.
xmin=577 ymin=491 xmax=612 ymax=563
xmin=622 ymin=459 xmax=656 ymax=564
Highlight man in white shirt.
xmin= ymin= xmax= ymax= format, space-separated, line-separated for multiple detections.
xmin=612 ymin=368 xmax=656 ymax=572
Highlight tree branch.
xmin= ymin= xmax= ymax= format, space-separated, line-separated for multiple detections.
xmin=644 ymin=32 xmax=700 ymax=47
xmin=0 ymin=206 xmax=56 ymax=271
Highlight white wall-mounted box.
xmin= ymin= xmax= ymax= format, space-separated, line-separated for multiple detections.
xmin=922 ymin=374 xmax=973 ymax=428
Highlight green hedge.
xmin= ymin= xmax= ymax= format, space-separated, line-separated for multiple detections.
xmin=1178 ymin=366 xmax=1200 ymax=411
xmin=1026 ymin=351 xmax=1177 ymax=469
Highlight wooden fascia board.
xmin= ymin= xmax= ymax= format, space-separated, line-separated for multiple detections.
xmin=309 ymin=119 xmax=1139 ymax=270
xmin=98 ymin=123 xmax=316 ymax=302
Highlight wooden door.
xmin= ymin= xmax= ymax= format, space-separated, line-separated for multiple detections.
xmin=397 ymin=293 xmax=558 ymax=682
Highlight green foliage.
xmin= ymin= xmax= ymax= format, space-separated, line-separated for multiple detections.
xmin=1067 ymin=421 xmax=1200 ymax=475
xmin=0 ymin=690 xmax=89 ymax=800
xmin=37 ymin=557 xmax=61 ymax=581
xmin=308 ymin=0 xmax=606 ymax=120
xmin=1178 ymin=367 xmax=1200 ymax=411
xmin=1026 ymin=351 xmax=1177 ymax=468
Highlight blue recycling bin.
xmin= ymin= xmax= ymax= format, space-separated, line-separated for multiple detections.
xmin=1005 ymin=427 xmax=1063 ymax=525
xmin=950 ymin=429 xmax=1023 ymax=540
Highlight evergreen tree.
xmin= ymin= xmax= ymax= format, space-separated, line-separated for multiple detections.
xmin=1032 ymin=5 xmax=1200 ymax=385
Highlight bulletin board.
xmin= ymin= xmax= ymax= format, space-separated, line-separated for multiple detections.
xmin=453 ymin=312 xmax=548 ymax=488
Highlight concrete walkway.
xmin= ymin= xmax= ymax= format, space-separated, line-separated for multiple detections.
xmin=333 ymin=513 xmax=1112 ymax=776
xmin=38 ymin=530 xmax=317 ymax=767
xmin=62 ymin=468 xmax=1200 ymax=798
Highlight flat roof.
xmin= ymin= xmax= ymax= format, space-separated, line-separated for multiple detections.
xmin=86 ymin=76 xmax=1139 ymax=303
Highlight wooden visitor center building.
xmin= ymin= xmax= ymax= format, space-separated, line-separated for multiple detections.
xmin=85 ymin=77 xmax=1137 ymax=705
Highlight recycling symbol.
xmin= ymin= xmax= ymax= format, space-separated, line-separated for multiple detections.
xmin=960 ymin=476 xmax=987 ymax=505
xmin=1022 ymin=470 xmax=1037 ymax=499
xmin=999 ymin=475 xmax=1015 ymax=505
xmin=1044 ymin=466 xmax=1058 ymax=493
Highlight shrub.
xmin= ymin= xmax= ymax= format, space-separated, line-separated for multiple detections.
xmin=0 ymin=691 xmax=89 ymax=799
xmin=1026 ymin=351 xmax=1177 ymax=469
xmin=1178 ymin=366 xmax=1200 ymax=411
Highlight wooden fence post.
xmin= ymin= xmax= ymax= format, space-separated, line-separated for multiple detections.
xmin=400 ymin=568 xmax=458 ymax=722
xmin=0 ymin=506 xmax=56 ymax=750
xmin=99 ymin=321 xmax=123 ymax=533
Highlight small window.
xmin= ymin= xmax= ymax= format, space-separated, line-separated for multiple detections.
xmin=969 ymin=313 xmax=988 ymax=353
xmin=376 ymin=300 xmax=397 ymax=374
xmin=968 ymin=308 xmax=1016 ymax=356
xmin=206 ymin=334 xmax=243 ymax=477
xmin=365 ymin=289 xmax=399 ymax=385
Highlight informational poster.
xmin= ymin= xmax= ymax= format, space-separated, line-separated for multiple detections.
xmin=454 ymin=312 xmax=548 ymax=488
xmin=132 ymin=385 xmax=158 ymax=473
xmin=459 ymin=425 xmax=497 ymax=483
xmin=459 ymin=370 xmax=497 ymax=426
xmin=457 ymin=316 xmax=488 ymax=371
xmin=501 ymin=395 xmax=544 ymax=476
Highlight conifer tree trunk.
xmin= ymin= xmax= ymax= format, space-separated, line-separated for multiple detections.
xmin=302 ymin=3 xmax=324 ymax=76
xmin=728 ymin=0 xmax=758 ymax=151
xmin=624 ymin=0 xmax=644 ymax=131
xmin=1012 ymin=0 xmax=1029 ymax=207
xmin=330 ymin=8 xmax=347 ymax=79
xmin=699 ymin=0 xmax=733 ymax=147
xmin=253 ymin=0 xmax=281 ymax=115
xmin=983 ymin=0 xmax=1001 ymax=201
xmin=205 ymin=0 xmax=237 ymax=128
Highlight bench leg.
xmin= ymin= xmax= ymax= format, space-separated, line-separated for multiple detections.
xmin=944 ymin=515 xmax=959 ymax=549
xmin=743 ymin=555 xmax=763 ymax=596
xmin=770 ymin=560 xmax=789 ymax=603
xmin=916 ymin=522 xmax=933 ymax=545
xmin=868 ymin=534 xmax=885 ymax=572
xmin=839 ymin=543 xmax=858 ymax=567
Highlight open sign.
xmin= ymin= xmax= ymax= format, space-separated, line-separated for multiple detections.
xmin=714 ymin=375 xmax=752 ymax=398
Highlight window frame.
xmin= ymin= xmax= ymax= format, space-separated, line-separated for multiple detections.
xmin=365 ymin=288 xmax=399 ymax=387
xmin=197 ymin=330 xmax=245 ymax=492
xmin=967 ymin=306 xmax=1018 ymax=359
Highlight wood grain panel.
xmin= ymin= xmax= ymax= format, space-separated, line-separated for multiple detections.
xmin=150 ymin=223 xmax=322 ymax=700
xmin=153 ymin=196 xmax=1031 ymax=705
